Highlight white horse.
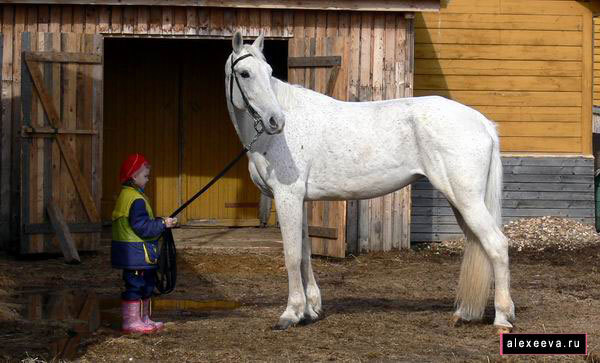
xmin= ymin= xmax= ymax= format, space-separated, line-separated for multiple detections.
xmin=225 ymin=32 xmax=515 ymax=333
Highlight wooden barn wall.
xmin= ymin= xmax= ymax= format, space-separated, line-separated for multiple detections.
xmin=287 ymin=11 xmax=413 ymax=253
xmin=0 ymin=4 xmax=414 ymax=252
xmin=411 ymin=156 xmax=595 ymax=242
xmin=415 ymin=0 xmax=594 ymax=155
xmin=0 ymin=5 xmax=297 ymax=245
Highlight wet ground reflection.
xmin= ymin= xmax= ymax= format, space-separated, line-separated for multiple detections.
xmin=18 ymin=289 xmax=240 ymax=360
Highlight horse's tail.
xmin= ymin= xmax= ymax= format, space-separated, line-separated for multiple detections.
xmin=455 ymin=118 xmax=501 ymax=320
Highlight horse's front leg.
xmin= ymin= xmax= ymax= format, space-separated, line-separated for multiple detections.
xmin=301 ymin=203 xmax=321 ymax=323
xmin=273 ymin=192 xmax=305 ymax=330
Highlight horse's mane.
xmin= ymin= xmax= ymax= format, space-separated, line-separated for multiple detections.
xmin=233 ymin=45 xmax=333 ymax=111
xmin=271 ymin=77 xmax=333 ymax=111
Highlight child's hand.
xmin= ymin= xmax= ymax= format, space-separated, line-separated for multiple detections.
xmin=164 ymin=217 xmax=178 ymax=228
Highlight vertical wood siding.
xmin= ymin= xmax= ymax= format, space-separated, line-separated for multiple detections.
xmin=19 ymin=32 xmax=102 ymax=253
xmin=415 ymin=0 xmax=593 ymax=155
xmin=288 ymin=11 xmax=413 ymax=253
xmin=0 ymin=5 xmax=413 ymax=253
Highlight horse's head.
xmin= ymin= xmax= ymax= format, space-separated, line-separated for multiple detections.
xmin=226 ymin=32 xmax=285 ymax=136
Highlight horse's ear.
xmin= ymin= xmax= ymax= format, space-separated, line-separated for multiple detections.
xmin=252 ymin=34 xmax=264 ymax=53
xmin=232 ymin=31 xmax=244 ymax=54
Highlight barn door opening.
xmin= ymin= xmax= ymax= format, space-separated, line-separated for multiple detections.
xmin=103 ymin=38 xmax=287 ymax=227
xmin=288 ymin=37 xmax=348 ymax=258
xmin=19 ymin=32 xmax=103 ymax=254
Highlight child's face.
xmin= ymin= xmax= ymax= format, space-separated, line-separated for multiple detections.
xmin=132 ymin=165 xmax=150 ymax=190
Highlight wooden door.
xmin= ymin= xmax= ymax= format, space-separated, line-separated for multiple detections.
xmin=288 ymin=37 xmax=349 ymax=258
xmin=19 ymin=32 xmax=103 ymax=254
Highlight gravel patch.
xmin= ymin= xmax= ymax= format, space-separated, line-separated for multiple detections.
xmin=435 ymin=217 xmax=600 ymax=253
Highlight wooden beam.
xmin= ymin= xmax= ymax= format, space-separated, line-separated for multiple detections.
xmin=24 ymin=51 xmax=101 ymax=64
xmin=46 ymin=201 xmax=81 ymax=264
xmin=224 ymin=202 xmax=259 ymax=208
xmin=308 ymin=225 xmax=338 ymax=240
xmin=325 ymin=65 xmax=340 ymax=96
xmin=288 ymin=56 xmax=341 ymax=68
xmin=22 ymin=126 xmax=98 ymax=136
xmin=23 ymin=222 xmax=102 ymax=234
xmin=0 ymin=1 xmax=441 ymax=12
xmin=25 ymin=58 xmax=100 ymax=222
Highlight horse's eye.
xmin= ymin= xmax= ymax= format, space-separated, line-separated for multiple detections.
xmin=240 ymin=71 xmax=250 ymax=78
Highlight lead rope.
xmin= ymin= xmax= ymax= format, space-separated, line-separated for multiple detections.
xmin=155 ymin=53 xmax=264 ymax=295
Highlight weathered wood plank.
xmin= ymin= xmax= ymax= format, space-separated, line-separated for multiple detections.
xmin=121 ymin=6 xmax=135 ymax=34
xmin=308 ymin=226 xmax=338 ymax=240
xmin=173 ymin=6 xmax=185 ymax=34
xmin=24 ymin=51 xmax=101 ymax=64
xmin=2 ymin=1 xmax=440 ymax=12
xmin=84 ymin=5 xmax=97 ymax=34
xmin=97 ymin=5 xmax=110 ymax=33
xmin=0 ymin=11 xmax=13 ymax=248
xmin=11 ymin=6 xmax=25 ymax=246
xmin=184 ymin=7 xmax=197 ymax=35
xmin=161 ymin=6 xmax=173 ymax=34
xmin=72 ymin=5 xmax=83 ymax=33
xmin=135 ymin=6 xmax=149 ymax=34
xmin=413 ymin=198 xmax=594 ymax=209
xmin=110 ymin=6 xmax=122 ymax=33
xmin=413 ymin=206 xmax=594 ymax=218
xmin=23 ymin=222 xmax=102 ymax=234
xmin=46 ymin=201 xmax=80 ymax=263
xmin=288 ymin=55 xmax=341 ymax=68
xmin=414 ymin=181 xmax=593 ymax=193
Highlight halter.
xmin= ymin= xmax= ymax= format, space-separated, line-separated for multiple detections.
xmin=229 ymin=53 xmax=265 ymax=150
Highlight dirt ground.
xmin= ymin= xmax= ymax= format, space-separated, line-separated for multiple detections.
xmin=1 ymin=223 xmax=600 ymax=362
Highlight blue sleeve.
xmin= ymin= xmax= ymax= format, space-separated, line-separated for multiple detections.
xmin=129 ymin=199 xmax=166 ymax=239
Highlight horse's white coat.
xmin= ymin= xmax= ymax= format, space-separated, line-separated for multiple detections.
xmin=225 ymin=33 xmax=515 ymax=330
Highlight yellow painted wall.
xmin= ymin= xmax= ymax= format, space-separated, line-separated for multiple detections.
xmin=594 ymin=16 xmax=600 ymax=106
xmin=415 ymin=0 xmax=594 ymax=155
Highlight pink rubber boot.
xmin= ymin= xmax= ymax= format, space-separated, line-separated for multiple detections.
xmin=142 ymin=298 xmax=164 ymax=331
xmin=121 ymin=300 xmax=156 ymax=334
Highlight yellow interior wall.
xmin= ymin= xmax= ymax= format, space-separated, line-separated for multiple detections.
xmin=102 ymin=39 xmax=261 ymax=223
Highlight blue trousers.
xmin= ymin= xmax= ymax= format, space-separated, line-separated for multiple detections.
xmin=122 ymin=269 xmax=156 ymax=300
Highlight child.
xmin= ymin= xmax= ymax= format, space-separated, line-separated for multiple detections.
xmin=111 ymin=153 xmax=177 ymax=334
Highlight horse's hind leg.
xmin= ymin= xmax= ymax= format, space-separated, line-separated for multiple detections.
xmin=452 ymin=201 xmax=514 ymax=330
xmin=450 ymin=206 xmax=492 ymax=324
xmin=301 ymin=203 xmax=322 ymax=323
xmin=272 ymin=192 xmax=306 ymax=330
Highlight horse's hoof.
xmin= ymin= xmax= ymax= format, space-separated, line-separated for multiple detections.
xmin=299 ymin=311 xmax=324 ymax=326
xmin=272 ymin=319 xmax=297 ymax=331
xmin=449 ymin=315 xmax=463 ymax=327
xmin=496 ymin=325 xmax=513 ymax=334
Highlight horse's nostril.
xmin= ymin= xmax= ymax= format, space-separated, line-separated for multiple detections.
xmin=269 ymin=117 xmax=278 ymax=128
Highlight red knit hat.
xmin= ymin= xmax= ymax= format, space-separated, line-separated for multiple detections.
xmin=119 ymin=153 xmax=149 ymax=183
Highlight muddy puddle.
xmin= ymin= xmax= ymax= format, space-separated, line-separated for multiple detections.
xmin=12 ymin=289 xmax=239 ymax=360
